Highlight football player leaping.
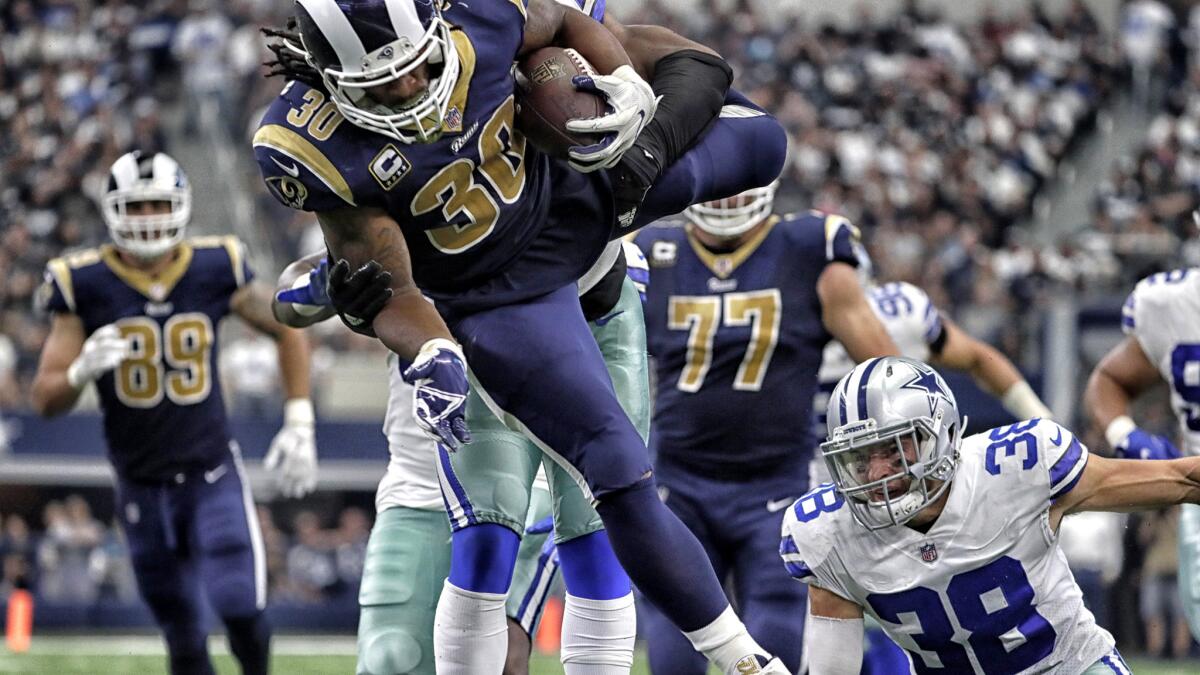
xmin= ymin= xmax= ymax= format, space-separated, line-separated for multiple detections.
xmin=783 ymin=355 xmax=1200 ymax=674
xmin=272 ymin=238 xmax=650 ymax=675
xmin=1085 ymin=266 xmax=1200 ymax=640
xmin=633 ymin=189 xmax=899 ymax=673
xmin=254 ymin=0 xmax=789 ymax=672
xmin=31 ymin=151 xmax=316 ymax=675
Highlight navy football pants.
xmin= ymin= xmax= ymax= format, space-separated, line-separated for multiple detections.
xmin=116 ymin=446 xmax=268 ymax=675
xmin=642 ymin=458 xmax=810 ymax=674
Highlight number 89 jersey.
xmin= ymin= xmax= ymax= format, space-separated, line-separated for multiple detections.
xmin=39 ymin=238 xmax=253 ymax=482
xmin=1122 ymin=268 xmax=1200 ymax=455
xmin=253 ymin=0 xmax=613 ymax=315
xmin=781 ymin=419 xmax=1115 ymax=674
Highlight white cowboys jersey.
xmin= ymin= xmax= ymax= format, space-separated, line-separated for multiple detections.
xmin=782 ymin=419 xmax=1115 ymax=675
xmin=1122 ymin=268 xmax=1200 ymax=455
xmin=811 ymin=282 xmax=944 ymax=483
xmin=379 ymin=354 xmax=445 ymax=512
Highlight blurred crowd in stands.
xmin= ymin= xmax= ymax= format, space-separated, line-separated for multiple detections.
xmin=0 ymin=493 xmax=370 ymax=609
xmin=1 ymin=0 xmax=1200 ymax=407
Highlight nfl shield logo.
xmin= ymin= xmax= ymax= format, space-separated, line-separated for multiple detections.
xmin=919 ymin=542 xmax=938 ymax=563
xmin=445 ymin=107 xmax=463 ymax=131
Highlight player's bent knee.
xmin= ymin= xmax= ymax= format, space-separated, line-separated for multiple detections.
xmin=357 ymin=624 xmax=424 ymax=675
xmin=448 ymin=522 xmax=522 ymax=595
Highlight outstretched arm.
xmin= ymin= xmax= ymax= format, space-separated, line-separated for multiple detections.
xmin=932 ymin=318 xmax=1052 ymax=420
xmin=1051 ymin=453 xmax=1200 ymax=526
xmin=818 ymin=263 xmax=899 ymax=362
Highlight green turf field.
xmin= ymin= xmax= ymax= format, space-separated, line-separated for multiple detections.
xmin=1 ymin=637 xmax=1197 ymax=674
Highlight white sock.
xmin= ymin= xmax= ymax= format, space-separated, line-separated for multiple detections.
xmin=560 ymin=592 xmax=637 ymax=674
xmin=433 ymin=580 xmax=508 ymax=675
xmin=683 ymin=605 xmax=769 ymax=673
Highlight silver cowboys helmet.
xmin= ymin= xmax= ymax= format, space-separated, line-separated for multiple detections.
xmin=821 ymin=356 xmax=964 ymax=530
xmin=101 ymin=151 xmax=191 ymax=259
xmin=685 ymin=180 xmax=779 ymax=238
xmin=294 ymin=0 xmax=460 ymax=144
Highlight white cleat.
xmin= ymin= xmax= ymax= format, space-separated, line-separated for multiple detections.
xmin=727 ymin=654 xmax=792 ymax=675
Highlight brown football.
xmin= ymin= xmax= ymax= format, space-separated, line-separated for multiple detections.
xmin=515 ymin=47 xmax=606 ymax=159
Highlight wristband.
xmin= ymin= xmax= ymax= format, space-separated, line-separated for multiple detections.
xmin=1000 ymin=381 xmax=1053 ymax=421
xmin=1105 ymin=415 xmax=1137 ymax=448
xmin=66 ymin=360 xmax=88 ymax=390
xmin=416 ymin=337 xmax=464 ymax=362
xmin=283 ymin=398 xmax=315 ymax=427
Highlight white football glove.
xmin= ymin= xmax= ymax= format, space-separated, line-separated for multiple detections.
xmin=67 ymin=324 xmax=130 ymax=389
xmin=566 ymin=65 xmax=659 ymax=173
xmin=264 ymin=398 xmax=318 ymax=498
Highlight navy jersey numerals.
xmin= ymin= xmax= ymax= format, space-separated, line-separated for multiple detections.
xmin=667 ymin=289 xmax=781 ymax=392
xmin=115 ymin=314 xmax=214 ymax=409
xmin=867 ymin=556 xmax=1057 ymax=675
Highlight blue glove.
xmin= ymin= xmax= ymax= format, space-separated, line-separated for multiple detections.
xmin=1115 ymin=428 xmax=1182 ymax=461
xmin=402 ymin=338 xmax=471 ymax=451
xmin=275 ymin=257 xmax=331 ymax=306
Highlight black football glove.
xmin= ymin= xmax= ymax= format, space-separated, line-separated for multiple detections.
xmin=610 ymin=140 xmax=662 ymax=230
xmin=328 ymin=259 xmax=393 ymax=337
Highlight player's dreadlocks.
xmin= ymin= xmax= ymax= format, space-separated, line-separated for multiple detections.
xmin=262 ymin=17 xmax=328 ymax=94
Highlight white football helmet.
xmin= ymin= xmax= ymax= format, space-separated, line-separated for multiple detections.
xmin=685 ymin=180 xmax=778 ymax=238
xmin=821 ymin=356 xmax=963 ymax=530
xmin=294 ymin=0 xmax=460 ymax=144
xmin=101 ymin=151 xmax=191 ymax=259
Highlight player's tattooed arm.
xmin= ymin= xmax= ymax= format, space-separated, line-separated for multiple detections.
xmin=31 ymin=314 xmax=90 ymax=417
xmin=315 ymin=206 xmax=454 ymax=361
xmin=599 ymin=16 xmax=718 ymax=79
xmin=1085 ymin=336 xmax=1161 ymax=433
xmin=818 ymin=262 xmax=900 ymax=362
xmin=231 ymin=282 xmax=313 ymax=401
xmin=1050 ymin=452 xmax=1200 ymax=528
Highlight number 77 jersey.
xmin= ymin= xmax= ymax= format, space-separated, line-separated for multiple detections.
xmin=781 ymin=419 xmax=1116 ymax=674
xmin=1122 ymin=267 xmax=1200 ymax=455
xmin=635 ymin=210 xmax=862 ymax=475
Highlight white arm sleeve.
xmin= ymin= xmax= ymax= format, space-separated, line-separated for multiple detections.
xmin=804 ymin=614 xmax=865 ymax=675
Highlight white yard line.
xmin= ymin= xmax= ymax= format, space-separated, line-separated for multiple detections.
xmin=1 ymin=634 xmax=357 ymax=656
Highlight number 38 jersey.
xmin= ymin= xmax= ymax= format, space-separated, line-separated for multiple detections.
xmin=253 ymin=0 xmax=613 ymax=315
xmin=781 ymin=419 xmax=1114 ymax=675
xmin=39 ymin=238 xmax=254 ymax=482
xmin=635 ymin=211 xmax=861 ymax=476
xmin=1122 ymin=268 xmax=1200 ymax=455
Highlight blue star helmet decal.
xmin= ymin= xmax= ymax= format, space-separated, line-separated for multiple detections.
xmin=901 ymin=366 xmax=946 ymax=415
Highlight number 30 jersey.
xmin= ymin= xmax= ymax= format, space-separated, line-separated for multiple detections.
xmin=39 ymin=238 xmax=254 ymax=482
xmin=781 ymin=419 xmax=1115 ymax=675
xmin=1122 ymin=268 xmax=1200 ymax=455
xmin=253 ymin=0 xmax=613 ymax=315
xmin=635 ymin=211 xmax=861 ymax=476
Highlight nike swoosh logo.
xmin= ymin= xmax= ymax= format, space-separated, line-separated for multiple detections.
xmin=1051 ymin=427 xmax=1063 ymax=446
xmin=594 ymin=310 xmax=624 ymax=326
xmin=766 ymin=498 xmax=794 ymax=513
xmin=204 ymin=464 xmax=228 ymax=484
xmin=271 ymin=156 xmax=300 ymax=177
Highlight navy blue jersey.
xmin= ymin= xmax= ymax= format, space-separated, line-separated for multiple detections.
xmin=253 ymin=0 xmax=612 ymax=315
xmin=636 ymin=212 xmax=861 ymax=476
xmin=40 ymin=237 xmax=254 ymax=481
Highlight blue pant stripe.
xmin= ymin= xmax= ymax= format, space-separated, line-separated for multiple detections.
xmin=517 ymin=543 xmax=559 ymax=633
xmin=439 ymin=445 xmax=476 ymax=528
